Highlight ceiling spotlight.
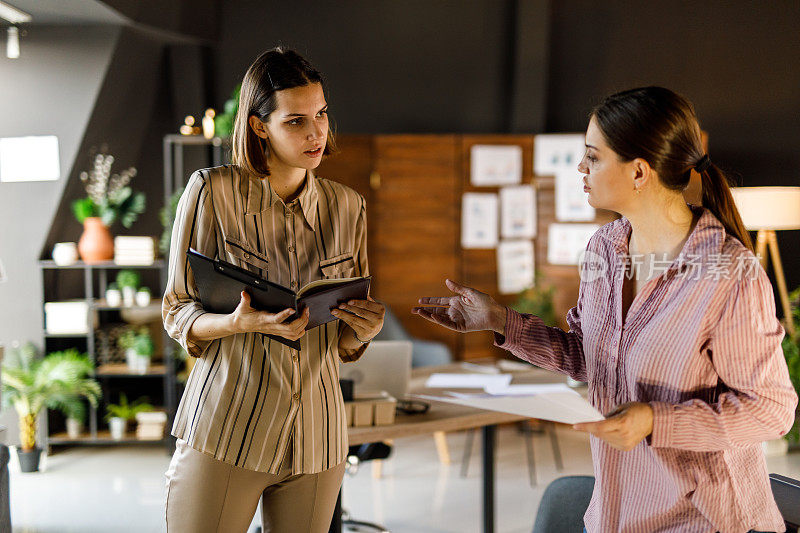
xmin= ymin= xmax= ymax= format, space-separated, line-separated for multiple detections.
xmin=6 ymin=26 xmax=19 ymax=59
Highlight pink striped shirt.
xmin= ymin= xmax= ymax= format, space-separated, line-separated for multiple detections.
xmin=496 ymin=205 xmax=797 ymax=532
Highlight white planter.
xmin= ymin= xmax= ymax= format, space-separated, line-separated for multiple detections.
xmin=66 ymin=418 xmax=82 ymax=439
xmin=125 ymin=348 xmax=138 ymax=372
xmin=105 ymin=289 xmax=122 ymax=307
xmin=134 ymin=354 xmax=150 ymax=375
xmin=52 ymin=242 xmax=79 ymax=266
xmin=109 ymin=417 xmax=126 ymax=441
xmin=135 ymin=290 xmax=151 ymax=307
xmin=122 ymin=286 xmax=136 ymax=307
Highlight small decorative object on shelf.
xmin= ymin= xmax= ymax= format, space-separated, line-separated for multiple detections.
xmin=135 ymin=411 xmax=167 ymax=440
xmin=2 ymin=343 xmax=100 ymax=471
xmin=116 ymin=269 xmax=140 ymax=307
xmin=135 ymin=287 xmax=151 ymax=307
xmin=202 ymin=108 xmax=216 ymax=139
xmin=51 ymin=242 xmax=78 ymax=266
xmin=44 ymin=300 xmax=91 ymax=334
xmin=71 ymin=151 xmax=146 ymax=263
xmin=114 ymin=236 xmax=156 ymax=265
xmin=179 ymin=115 xmax=202 ymax=136
xmin=117 ymin=326 xmax=154 ymax=374
xmin=105 ymin=394 xmax=154 ymax=441
xmin=105 ymin=283 xmax=121 ymax=307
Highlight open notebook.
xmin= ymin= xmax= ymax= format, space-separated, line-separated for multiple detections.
xmin=186 ymin=248 xmax=371 ymax=349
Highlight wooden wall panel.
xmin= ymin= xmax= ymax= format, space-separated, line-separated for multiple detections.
xmin=371 ymin=135 xmax=461 ymax=356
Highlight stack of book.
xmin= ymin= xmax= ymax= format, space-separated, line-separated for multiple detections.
xmin=135 ymin=411 xmax=167 ymax=440
xmin=114 ymin=236 xmax=156 ymax=265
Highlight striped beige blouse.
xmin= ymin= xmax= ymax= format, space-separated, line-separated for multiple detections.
xmin=162 ymin=165 xmax=369 ymax=475
xmin=496 ymin=205 xmax=797 ymax=532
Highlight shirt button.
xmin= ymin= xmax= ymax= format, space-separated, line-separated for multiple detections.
xmin=243 ymin=252 xmax=250 ymax=259
xmin=288 ymin=246 xmax=295 ymax=253
xmin=292 ymin=355 xmax=298 ymax=362
xmin=293 ymin=393 xmax=300 ymax=401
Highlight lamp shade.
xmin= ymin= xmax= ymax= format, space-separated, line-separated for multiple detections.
xmin=730 ymin=187 xmax=800 ymax=231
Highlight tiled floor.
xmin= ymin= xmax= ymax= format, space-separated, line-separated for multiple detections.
xmin=9 ymin=427 xmax=800 ymax=533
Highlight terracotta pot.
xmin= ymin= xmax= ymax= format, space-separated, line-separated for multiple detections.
xmin=78 ymin=217 xmax=114 ymax=263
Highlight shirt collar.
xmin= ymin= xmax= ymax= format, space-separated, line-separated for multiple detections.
xmin=605 ymin=204 xmax=725 ymax=270
xmin=244 ymin=169 xmax=319 ymax=230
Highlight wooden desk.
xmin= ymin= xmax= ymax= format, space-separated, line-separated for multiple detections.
xmin=331 ymin=363 xmax=571 ymax=533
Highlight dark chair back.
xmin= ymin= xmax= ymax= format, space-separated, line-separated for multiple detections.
xmin=770 ymin=473 xmax=800 ymax=533
xmin=532 ymin=475 xmax=595 ymax=533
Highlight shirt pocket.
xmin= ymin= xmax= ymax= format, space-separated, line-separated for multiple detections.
xmin=223 ymin=237 xmax=269 ymax=276
xmin=319 ymin=252 xmax=356 ymax=279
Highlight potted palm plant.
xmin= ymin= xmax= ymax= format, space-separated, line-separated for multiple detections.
xmin=1 ymin=343 xmax=101 ymax=472
xmin=105 ymin=394 xmax=154 ymax=440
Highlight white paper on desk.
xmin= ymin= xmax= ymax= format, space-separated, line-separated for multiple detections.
xmin=461 ymin=193 xmax=498 ymax=248
xmin=547 ymin=223 xmax=599 ymax=265
xmin=484 ymin=383 xmax=573 ymax=396
xmin=500 ymin=185 xmax=536 ymax=238
xmin=414 ymin=389 xmax=604 ymax=425
xmin=425 ymin=373 xmax=512 ymax=389
xmin=497 ymin=240 xmax=534 ymax=294
xmin=470 ymin=145 xmax=523 ymax=186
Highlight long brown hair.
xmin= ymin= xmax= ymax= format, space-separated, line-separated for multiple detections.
xmin=231 ymin=47 xmax=337 ymax=177
xmin=591 ymin=86 xmax=753 ymax=251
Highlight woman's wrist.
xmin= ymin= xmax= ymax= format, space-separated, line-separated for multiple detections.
xmin=490 ymin=304 xmax=508 ymax=335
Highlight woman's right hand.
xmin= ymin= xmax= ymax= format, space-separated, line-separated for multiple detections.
xmin=412 ymin=279 xmax=508 ymax=335
xmin=231 ymin=290 xmax=309 ymax=341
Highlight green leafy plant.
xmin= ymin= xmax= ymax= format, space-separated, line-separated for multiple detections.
xmin=781 ymin=286 xmax=800 ymax=443
xmin=1 ymin=344 xmax=101 ymax=450
xmin=117 ymin=327 xmax=154 ymax=357
xmin=71 ymin=152 xmax=145 ymax=228
xmin=115 ymin=269 xmax=140 ymax=289
xmin=105 ymin=393 xmax=153 ymax=422
xmin=510 ymin=271 xmax=558 ymax=327
xmin=213 ymin=84 xmax=240 ymax=138
xmin=159 ymin=187 xmax=185 ymax=256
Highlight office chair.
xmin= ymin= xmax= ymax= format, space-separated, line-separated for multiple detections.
xmin=532 ymin=475 xmax=594 ymax=533
xmin=770 ymin=473 xmax=800 ymax=533
xmin=341 ymin=443 xmax=392 ymax=532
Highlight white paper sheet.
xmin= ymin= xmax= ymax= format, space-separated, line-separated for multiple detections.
xmin=425 ymin=373 xmax=513 ymax=389
xmin=500 ymin=185 xmax=536 ymax=238
xmin=547 ymin=223 xmax=599 ymax=265
xmin=470 ymin=145 xmax=523 ymax=186
xmin=497 ymin=240 xmax=535 ymax=294
xmin=533 ymin=134 xmax=595 ymax=221
xmin=414 ymin=390 xmax=604 ymax=425
xmin=461 ymin=193 xmax=499 ymax=249
xmin=484 ymin=383 xmax=574 ymax=396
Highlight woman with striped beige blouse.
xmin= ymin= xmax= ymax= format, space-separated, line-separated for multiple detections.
xmin=414 ymin=87 xmax=797 ymax=532
xmin=162 ymin=48 xmax=384 ymax=533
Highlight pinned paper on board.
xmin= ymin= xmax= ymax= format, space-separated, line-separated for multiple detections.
xmin=461 ymin=193 xmax=498 ymax=249
xmin=534 ymin=134 xmax=595 ymax=221
xmin=470 ymin=145 xmax=523 ymax=186
xmin=497 ymin=240 xmax=535 ymax=294
xmin=500 ymin=185 xmax=536 ymax=238
xmin=547 ymin=223 xmax=599 ymax=265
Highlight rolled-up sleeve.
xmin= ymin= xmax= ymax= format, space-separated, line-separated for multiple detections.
xmin=650 ymin=269 xmax=798 ymax=450
xmin=162 ymin=171 xmax=217 ymax=357
xmin=339 ymin=194 xmax=370 ymax=363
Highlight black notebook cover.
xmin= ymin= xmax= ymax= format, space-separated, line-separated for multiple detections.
xmin=186 ymin=248 xmax=371 ymax=350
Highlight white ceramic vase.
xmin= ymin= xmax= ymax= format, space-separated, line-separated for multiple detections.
xmin=52 ymin=242 xmax=79 ymax=266
xmin=122 ymin=286 xmax=136 ymax=307
xmin=109 ymin=417 xmax=126 ymax=441
xmin=66 ymin=418 xmax=82 ymax=439
xmin=135 ymin=290 xmax=151 ymax=307
xmin=105 ymin=288 xmax=122 ymax=307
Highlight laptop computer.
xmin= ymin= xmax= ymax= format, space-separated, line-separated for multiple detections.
xmin=339 ymin=340 xmax=412 ymax=400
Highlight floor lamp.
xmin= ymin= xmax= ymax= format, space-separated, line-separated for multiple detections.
xmin=731 ymin=187 xmax=800 ymax=337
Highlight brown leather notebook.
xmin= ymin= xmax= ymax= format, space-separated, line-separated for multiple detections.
xmin=187 ymin=248 xmax=371 ymax=350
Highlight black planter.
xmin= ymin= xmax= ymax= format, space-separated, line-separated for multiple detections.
xmin=17 ymin=448 xmax=42 ymax=473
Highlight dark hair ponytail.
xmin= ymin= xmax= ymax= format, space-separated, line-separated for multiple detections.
xmin=699 ymin=163 xmax=753 ymax=252
xmin=592 ymin=86 xmax=753 ymax=252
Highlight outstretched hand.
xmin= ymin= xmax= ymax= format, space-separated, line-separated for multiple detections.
xmin=412 ymin=279 xmax=507 ymax=334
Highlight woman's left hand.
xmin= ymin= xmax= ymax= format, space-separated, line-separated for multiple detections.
xmin=331 ymin=297 xmax=385 ymax=342
xmin=572 ymin=402 xmax=654 ymax=451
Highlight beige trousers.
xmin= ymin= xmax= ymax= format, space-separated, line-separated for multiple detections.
xmin=165 ymin=439 xmax=345 ymax=533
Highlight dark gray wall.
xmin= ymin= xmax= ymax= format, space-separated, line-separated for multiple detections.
xmin=546 ymin=0 xmax=800 ymax=291
xmin=214 ymin=0 xmax=550 ymax=134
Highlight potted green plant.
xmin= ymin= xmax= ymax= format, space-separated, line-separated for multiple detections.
xmin=105 ymin=393 xmax=154 ymax=440
xmin=71 ymin=151 xmax=146 ymax=263
xmin=105 ymin=282 xmax=121 ymax=307
xmin=511 ymin=271 xmax=558 ymax=327
xmin=213 ymin=84 xmax=240 ymax=138
xmin=159 ymin=187 xmax=185 ymax=257
xmin=118 ymin=327 xmax=154 ymax=374
xmin=1 ymin=343 xmax=101 ymax=472
xmin=781 ymin=286 xmax=800 ymax=447
xmin=116 ymin=269 xmax=140 ymax=306
xmin=135 ymin=286 xmax=152 ymax=307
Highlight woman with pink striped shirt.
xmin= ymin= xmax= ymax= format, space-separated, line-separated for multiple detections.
xmin=414 ymin=87 xmax=797 ymax=532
